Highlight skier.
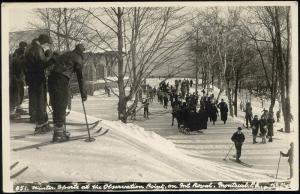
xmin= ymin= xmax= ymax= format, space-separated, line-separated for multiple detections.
xmin=24 ymin=34 xmax=54 ymax=133
xmin=143 ymin=98 xmax=149 ymax=119
xmin=267 ymin=112 xmax=275 ymax=142
xmin=231 ymin=127 xmax=245 ymax=162
xmin=9 ymin=41 xmax=27 ymax=118
xmin=48 ymin=44 xmax=87 ymax=142
xmin=217 ymin=99 xmax=228 ymax=124
xmin=280 ymin=142 xmax=294 ymax=179
xmin=245 ymin=102 xmax=253 ymax=128
xmin=251 ymin=115 xmax=260 ymax=144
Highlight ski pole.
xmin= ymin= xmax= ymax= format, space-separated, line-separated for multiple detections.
xmin=275 ymin=153 xmax=281 ymax=179
xmin=81 ymin=98 xmax=95 ymax=142
xmin=223 ymin=143 xmax=234 ymax=161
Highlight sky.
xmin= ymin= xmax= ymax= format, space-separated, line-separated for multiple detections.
xmin=9 ymin=8 xmax=38 ymax=32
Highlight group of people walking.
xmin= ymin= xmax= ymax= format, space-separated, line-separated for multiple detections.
xmin=9 ymin=34 xmax=88 ymax=142
xmin=244 ymin=102 xmax=276 ymax=144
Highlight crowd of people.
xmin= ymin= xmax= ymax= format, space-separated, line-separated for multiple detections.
xmin=9 ymin=34 xmax=87 ymax=142
xmin=152 ymin=79 xmax=229 ymax=134
xmin=243 ymin=102 xmax=276 ymax=144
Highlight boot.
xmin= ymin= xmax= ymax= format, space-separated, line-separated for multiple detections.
xmin=34 ymin=123 xmax=53 ymax=135
xmin=53 ymin=127 xmax=70 ymax=143
xmin=268 ymin=137 xmax=273 ymax=142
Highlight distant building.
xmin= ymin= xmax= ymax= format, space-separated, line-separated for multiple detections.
xmin=9 ymin=29 xmax=123 ymax=95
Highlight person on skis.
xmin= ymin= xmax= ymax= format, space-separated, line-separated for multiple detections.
xmin=10 ymin=41 xmax=28 ymax=119
xmin=280 ymin=142 xmax=294 ymax=179
xmin=231 ymin=127 xmax=245 ymax=162
xmin=48 ymin=44 xmax=87 ymax=142
xmin=24 ymin=34 xmax=54 ymax=133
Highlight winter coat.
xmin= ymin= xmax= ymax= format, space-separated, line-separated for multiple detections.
xmin=50 ymin=50 xmax=87 ymax=99
xmin=198 ymin=109 xmax=208 ymax=129
xmin=282 ymin=147 xmax=294 ymax=164
xmin=24 ymin=39 xmax=50 ymax=82
xmin=260 ymin=117 xmax=268 ymax=135
xmin=218 ymin=102 xmax=228 ymax=122
xmin=231 ymin=131 xmax=245 ymax=145
xmin=210 ymin=105 xmax=218 ymax=122
xmin=251 ymin=118 xmax=260 ymax=136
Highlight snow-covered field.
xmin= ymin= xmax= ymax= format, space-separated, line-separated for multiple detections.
xmin=7 ymin=77 xmax=298 ymax=191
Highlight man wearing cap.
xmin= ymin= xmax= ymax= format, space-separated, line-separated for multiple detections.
xmin=48 ymin=44 xmax=87 ymax=142
xmin=24 ymin=34 xmax=54 ymax=133
xmin=231 ymin=127 xmax=245 ymax=162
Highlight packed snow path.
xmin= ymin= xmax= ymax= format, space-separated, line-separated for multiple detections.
xmin=71 ymin=93 xmax=292 ymax=180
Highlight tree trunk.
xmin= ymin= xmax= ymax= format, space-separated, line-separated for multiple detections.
xmin=234 ymin=74 xmax=239 ymax=117
xmin=116 ymin=8 xmax=127 ymax=123
xmin=63 ymin=8 xmax=70 ymax=51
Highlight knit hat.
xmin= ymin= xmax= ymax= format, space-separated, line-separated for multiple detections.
xmin=237 ymin=127 xmax=242 ymax=131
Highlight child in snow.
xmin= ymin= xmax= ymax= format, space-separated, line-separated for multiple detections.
xmin=260 ymin=114 xmax=268 ymax=144
xmin=231 ymin=127 xmax=245 ymax=162
xmin=280 ymin=142 xmax=294 ymax=179
xmin=251 ymin=115 xmax=260 ymax=144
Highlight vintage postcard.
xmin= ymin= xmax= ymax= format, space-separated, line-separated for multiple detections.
xmin=2 ymin=1 xmax=298 ymax=192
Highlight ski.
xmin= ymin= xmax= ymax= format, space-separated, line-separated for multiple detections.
xmin=229 ymin=158 xmax=253 ymax=168
xmin=10 ymin=166 xmax=29 ymax=179
xmin=49 ymin=120 xmax=101 ymax=126
xmin=12 ymin=127 xmax=109 ymax=152
xmin=10 ymin=161 xmax=19 ymax=170
xmin=11 ymin=120 xmax=101 ymax=140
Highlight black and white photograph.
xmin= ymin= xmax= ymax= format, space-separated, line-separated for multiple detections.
xmin=2 ymin=1 xmax=299 ymax=192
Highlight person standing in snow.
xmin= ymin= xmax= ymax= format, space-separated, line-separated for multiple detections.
xmin=217 ymin=99 xmax=228 ymax=124
xmin=280 ymin=142 xmax=294 ymax=179
xmin=163 ymin=93 xmax=169 ymax=109
xmin=10 ymin=41 xmax=28 ymax=119
xmin=267 ymin=112 xmax=275 ymax=142
xmin=24 ymin=34 xmax=54 ymax=133
xmin=251 ymin=115 xmax=260 ymax=144
xmin=260 ymin=113 xmax=268 ymax=144
xmin=210 ymin=103 xmax=218 ymax=125
xmin=48 ymin=44 xmax=87 ymax=142
xmin=231 ymin=127 xmax=245 ymax=162
xmin=143 ymin=98 xmax=149 ymax=119
xmin=245 ymin=102 xmax=253 ymax=128
xmin=276 ymin=110 xmax=281 ymax=122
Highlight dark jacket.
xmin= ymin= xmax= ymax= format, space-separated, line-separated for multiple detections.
xmin=24 ymin=39 xmax=51 ymax=76
xmin=231 ymin=131 xmax=245 ymax=144
xmin=251 ymin=118 xmax=260 ymax=135
xmin=50 ymin=50 xmax=87 ymax=98
xmin=282 ymin=147 xmax=294 ymax=164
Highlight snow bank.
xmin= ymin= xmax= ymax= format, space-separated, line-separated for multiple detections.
xmin=10 ymin=106 xmax=278 ymax=184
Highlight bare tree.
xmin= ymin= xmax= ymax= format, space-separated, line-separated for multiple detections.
xmin=80 ymin=7 xmax=191 ymax=123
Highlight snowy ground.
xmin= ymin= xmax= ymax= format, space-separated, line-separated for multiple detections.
xmin=8 ymin=78 xmax=298 ymax=191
